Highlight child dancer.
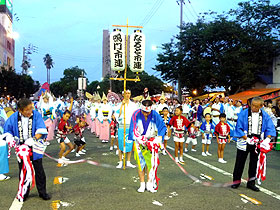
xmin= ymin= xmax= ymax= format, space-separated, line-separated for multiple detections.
xmin=162 ymin=107 xmax=170 ymax=155
xmin=185 ymin=122 xmax=198 ymax=152
xmin=73 ymin=117 xmax=88 ymax=157
xmin=110 ymin=112 xmax=119 ymax=154
xmin=214 ymin=113 xmax=231 ymax=163
xmin=56 ymin=110 xmax=74 ymax=167
xmin=200 ymin=113 xmax=215 ymax=156
xmin=168 ymin=106 xmax=190 ymax=164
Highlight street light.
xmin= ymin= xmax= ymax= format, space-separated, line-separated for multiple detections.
xmin=192 ymin=89 xmax=197 ymax=95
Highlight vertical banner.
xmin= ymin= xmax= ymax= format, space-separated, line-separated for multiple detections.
xmin=78 ymin=78 xmax=87 ymax=90
xmin=129 ymin=30 xmax=145 ymax=73
xmin=110 ymin=29 xmax=125 ymax=71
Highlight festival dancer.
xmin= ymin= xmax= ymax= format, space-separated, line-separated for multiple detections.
xmin=110 ymin=112 xmax=119 ymax=153
xmin=98 ymin=93 xmax=112 ymax=143
xmin=200 ymin=113 xmax=215 ymax=156
xmin=85 ymin=97 xmax=93 ymax=130
xmin=215 ymin=113 xmax=231 ymax=163
xmin=40 ymin=92 xmax=56 ymax=144
xmin=168 ymin=106 xmax=190 ymax=164
xmin=3 ymin=98 xmax=51 ymax=202
xmin=185 ymin=122 xmax=198 ymax=152
xmin=0 ymin=133 xmax=10 ymax=181
xmin=116 ymin=90 xmax=138 ymax=169
xmin=232 ymin=97 xmax=276 ymax=191
xmin=73 ymin=117 xmax=88 ymax=157
xmin=56 ymin=110 xmax=74 ymax=167
xmin=94 ymin=93 xmax=102 ymax=138
xmin=90 ymin=97 xmax=97 ymax=134
xmin=129 ymin=99 xmax=166 ymax=193
xmin=161 ymin=107 xmax=170 ymax=155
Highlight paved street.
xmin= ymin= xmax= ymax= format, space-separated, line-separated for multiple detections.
xmin=1 ymin=130 xmax=280 ymax=210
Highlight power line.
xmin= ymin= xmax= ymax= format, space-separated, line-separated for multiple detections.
xmin=184 ymin=3 xmax=197 ymax=20
xmin=140 ymin=0 xmax=165 ymax=26
xmin=188 ymin=0 xmax=199 ymax=17
xmin=183 ymin=10 xmax=192 ymax=22
xmin=140 ymin=0 xmax=162 ymax=25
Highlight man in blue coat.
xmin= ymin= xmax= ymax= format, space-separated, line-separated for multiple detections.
xmin=232 ymin=97 xmax=276 ymax=191
xmin=4 ymin=98 xmax=51 ymax=201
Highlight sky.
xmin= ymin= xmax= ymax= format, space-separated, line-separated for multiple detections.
xmin=11 ymin=0 xmax=278 ymax=85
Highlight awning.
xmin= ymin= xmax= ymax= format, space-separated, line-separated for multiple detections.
xmin=193 ymin=92 xmax=225 ymax=101
xmin=228 ymin=88 xmax=280 ymax=104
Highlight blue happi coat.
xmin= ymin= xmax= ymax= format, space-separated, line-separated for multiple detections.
xmin=128 ymin=110 xmax=166 ymax=142
xmin=234 ymin=108 xmax=276 ymax=138
xmin=4 ymin=110 xmax=48 ymax=160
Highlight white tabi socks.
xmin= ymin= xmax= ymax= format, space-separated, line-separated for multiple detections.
xmin=137 ymin=182 xmax=145 ymax=193
xmin=146 ymin=182 xmax=157 ymax=193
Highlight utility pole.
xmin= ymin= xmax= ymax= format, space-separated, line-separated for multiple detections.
xmin=21 ymin=44 xmax=38 ymax=74
xmin=177 ymin=0 xmax=184 ymax=103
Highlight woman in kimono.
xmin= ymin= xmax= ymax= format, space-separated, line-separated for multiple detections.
xmin=40 ymin=93 xmax=56 ymax=143
xmin=98 ymin=93 xmax=112 ymax=143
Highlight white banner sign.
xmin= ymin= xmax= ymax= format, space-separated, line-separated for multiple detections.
xmin=110 ymin=30 xmax=125 ymax=71
xmin=130 ymin=31 xmax=145 ymax=72
xmin=78 ymin=78 xmax=87 ymax=90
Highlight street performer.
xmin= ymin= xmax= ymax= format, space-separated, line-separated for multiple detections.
xmin=231 ymin=97 xmax=276 ymax=191
xmin=129 ymin=99 xmax=166 ymax=193
xmin=3 ymin=98 xmax=51 ymax=202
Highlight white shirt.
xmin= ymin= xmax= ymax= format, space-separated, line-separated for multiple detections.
xmin=20 ymin=114 xmax=31 ymax=140
xmin=182 ymin=103 xmax=191 ymax=114
xmin=251 ymin=111 xmax=260 ymax=135
xmin=212 ymin=103 xmax=221 ymax=116
xmin=117 ymin=101 xmax=138 ymax=125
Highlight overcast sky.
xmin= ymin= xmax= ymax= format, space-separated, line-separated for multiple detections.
xmin=12 ymin=0 xmax=278 ymax=84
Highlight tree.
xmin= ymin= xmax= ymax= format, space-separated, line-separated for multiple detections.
xmin=51 ymin=66 xmax=164 ymax=97
xmin=43 ymin=54 xmax=54 ymax=84
xmin=50 ymin=66 xmax=87 ymax=97
xmin=87 ymin=69 xmax=164 ymax=97
xmin=0 ymin=66 xmax=40 ymax=98
xmin=154 ymin=0 xmax=280 ymax=95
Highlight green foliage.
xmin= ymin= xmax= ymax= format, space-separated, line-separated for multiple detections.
xmin=86 ymin=69 xmax=164 ymax=97
xmin=154 ymin=0 xmax=280 ymax=95
xmin=0 ymin=66 xmax=40 ymax=98
xmin=50 ymin=66 xmax=87 ymax=96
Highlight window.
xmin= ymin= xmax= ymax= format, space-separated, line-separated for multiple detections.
xmin=7 ymin=40 xmax=11 ymax=50
xmin=7 ymin=56 xmax=11 ymax=67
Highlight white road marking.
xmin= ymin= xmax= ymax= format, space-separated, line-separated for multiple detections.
xmin=9 ymin=197 xmax=23 ymax=210
xmin=167 ymin=145 xmax=280 ymax=201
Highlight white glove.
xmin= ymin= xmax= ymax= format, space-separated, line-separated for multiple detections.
xmin=137 ymin=135 xmax=148 ymax=146
xmin=263 ymin=137 xmax=271 ymax=145
xmin=246 ymin=137 xmax=253 ymax=144
xmin=154 ymin=136 xmax=163 ymax=144
xmin=260 ymin=137 xmax=271 ymax=150
xmin=81 ymin=137 xmax=86 ymax=143
xmin=25 ymin=138 xmax=35 ymax=146
xmin=5 ymin=134 xmax=15 ymax=145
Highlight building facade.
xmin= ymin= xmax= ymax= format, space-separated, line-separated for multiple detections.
xmin=102 ymin=29 xmax=111 ymax=78
xmin=0 ymin=1 xmax=14 ymax=69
